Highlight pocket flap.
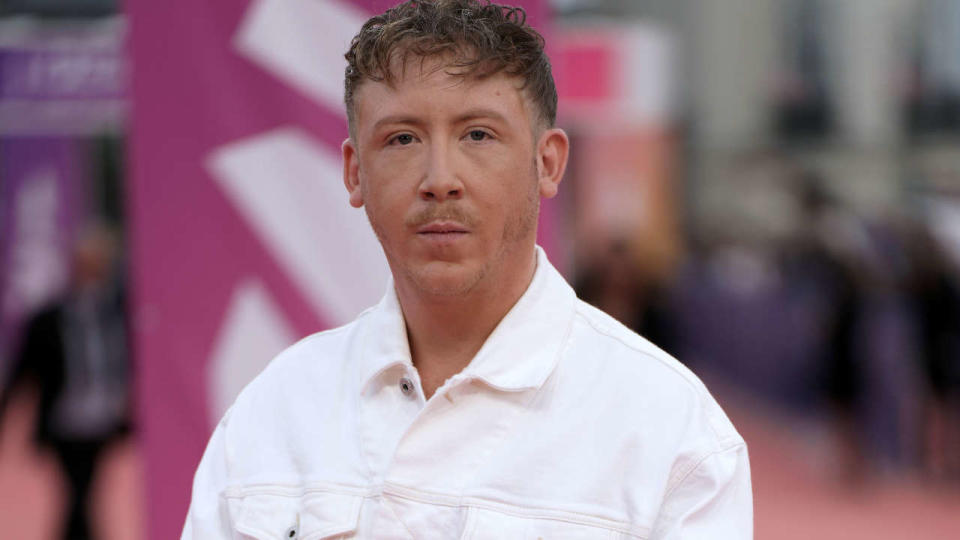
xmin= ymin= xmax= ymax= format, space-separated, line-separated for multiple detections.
xmin=300 ymin=492 xmax=363 ymax=539
xmin=233 ymin=490 xmax=362 ymax=540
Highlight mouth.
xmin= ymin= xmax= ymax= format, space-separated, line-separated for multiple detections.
xmin=416 ymin=221 xmax=470 ymax=235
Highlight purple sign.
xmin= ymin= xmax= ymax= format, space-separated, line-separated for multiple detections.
xmin=0 ymin=19 xmax=125 ymax=385
xmin=0 ymin=138 xmax=87 ymax=382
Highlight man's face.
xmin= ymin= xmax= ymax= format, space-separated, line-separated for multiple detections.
xmin=343 ymin=59 xmax=566 ymax=298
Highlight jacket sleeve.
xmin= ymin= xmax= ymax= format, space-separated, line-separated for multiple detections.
xmin=182 ymin=414 xmax=234 ymax=539
xmin=652 ymin=442 xmax=753 ymax=539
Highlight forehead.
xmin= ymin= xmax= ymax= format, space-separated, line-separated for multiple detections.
xmin=352 ymin=57 xmax=534 ymax=131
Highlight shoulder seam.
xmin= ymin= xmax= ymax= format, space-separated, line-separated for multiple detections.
xmin=573 ymin=306 xmax=703 ymax=394
xmin=573 ymin=304 xmax=736 ymax=442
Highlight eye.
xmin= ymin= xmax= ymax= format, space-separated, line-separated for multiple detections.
xmin=389 ymin=133 xmax=415 ymax=146
xmin=467 ymin=129 xmax=490 ymax=142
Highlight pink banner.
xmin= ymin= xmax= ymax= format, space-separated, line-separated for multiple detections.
xmin=126 ymin=1 xmax=549 ymax=537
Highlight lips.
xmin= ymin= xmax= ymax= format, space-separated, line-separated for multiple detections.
xmin=416 ymin=221 xmax=469 ymax=235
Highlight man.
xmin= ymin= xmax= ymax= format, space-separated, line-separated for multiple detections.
xmin=2 ymin=221 xmax=131 ymax=540
xmin=183 ymin=1 xmax=752 ymax=538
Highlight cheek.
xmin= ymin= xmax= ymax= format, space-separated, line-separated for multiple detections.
xmin=363 ymin=185 xmax=403 ymax=225
xmin=478 ymin=155 xmax=536 ymax=207
xmin=363 ymin=154 xmax=417 ymax=203
xmin=372 ymin=146 xmax=422 ymax=173
xmin=372 ymin=151 xmax=422 ymax=186
xmin=362 ymin=185 xmax=414 ymax=245
xmin=467 ymin=146 xmax=525 ymax=185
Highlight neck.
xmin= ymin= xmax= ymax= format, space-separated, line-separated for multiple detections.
xmin=396 ymin=247 xmax=538 ymax=399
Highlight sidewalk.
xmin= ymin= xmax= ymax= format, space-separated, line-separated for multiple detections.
xmin=0 ymin=390 xmax=144 ymax=540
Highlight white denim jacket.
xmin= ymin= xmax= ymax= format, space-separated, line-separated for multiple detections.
xmin=183 ymin=248 xmax=753 ymax=539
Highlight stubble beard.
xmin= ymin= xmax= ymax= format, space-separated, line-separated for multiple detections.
xmin=367 ymin=166 xmax=540 ymax=299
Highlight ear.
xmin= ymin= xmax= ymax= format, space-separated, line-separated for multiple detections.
xmin=535 ymin=128 xmax=569 ymax=199
xmin=342 ymin=138 xmax=364 ymax=208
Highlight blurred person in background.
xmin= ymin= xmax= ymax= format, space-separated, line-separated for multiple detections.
xmin=904 ymin=221 xmax=960 ymax=481
xmin=0 ymin=220 xmax=131 ymax=540
xmin=787 ymin=171 xmax=866 ymax=481
xmin=575 ymin=236 xmax=674 ymax=352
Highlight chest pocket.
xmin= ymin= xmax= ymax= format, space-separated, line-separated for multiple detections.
xmin=230 ymin=490 xmax=363 ymax=540
xmin=461 ymin=506 xmax=644 ymax=540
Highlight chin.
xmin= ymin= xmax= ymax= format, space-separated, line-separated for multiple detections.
xmin=408 ymin=260 xmax=486 ymax=297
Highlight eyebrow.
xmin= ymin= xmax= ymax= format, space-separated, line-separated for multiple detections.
xmin=371 ymin=108 xmax=511 ymax=132
xmin=372 ymin=115 xmax=425 ymax=132
xmin=452 ymin=108 xmax=510 ymax=125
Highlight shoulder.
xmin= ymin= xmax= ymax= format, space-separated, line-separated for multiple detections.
xmin=225 ymin=307 xmax=374 ymax=417
xmin=566 ymin=299 xmax=743 ymax=447
xmin=571 ymin=299 xmax=699 ymax=390
xmin=259 ymin=318 xmax=361 ymax=378
xmin=213 ymin=310 xmax=375 ymax=476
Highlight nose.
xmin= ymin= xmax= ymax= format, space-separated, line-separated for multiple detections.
xmin=418 ymin=144 xmax=463 ymax=202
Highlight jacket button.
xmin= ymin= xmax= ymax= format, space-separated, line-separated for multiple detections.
xmin=285 ymin=525 xmax=297 ymax=538
xmin=399 ymin=377 xmax=414 ymax=396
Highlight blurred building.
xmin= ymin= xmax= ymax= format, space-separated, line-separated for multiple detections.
xmin=557 ymin=0 xmax=956 ymax=237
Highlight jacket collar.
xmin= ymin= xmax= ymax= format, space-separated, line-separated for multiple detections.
xmin=356 ymin=246 xmax=577 ymax=394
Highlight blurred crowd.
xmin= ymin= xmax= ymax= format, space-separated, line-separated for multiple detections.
xmin=576 ymin=162 xmax=960 ymax=485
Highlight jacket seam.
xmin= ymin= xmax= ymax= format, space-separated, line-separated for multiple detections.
xmin=661 ymin=441 xmax=746 ymax=501
xmin=573 ymin=308 xmax=702 ymax=394
xmin=222 ymin=483 xmax=373 ymax=499
xmin=462 ymin=500 xmax=649 ymax=538
xmin=224 ymin=482 xmax=650 ymax=538
xmin=382 ymin=483 xmax=646 ymax=537
xmin=573 ymin=307 xmax=740 ymax=443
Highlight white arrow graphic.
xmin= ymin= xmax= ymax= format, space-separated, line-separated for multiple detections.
xmin=207 ymin=126 xmax=388 ymax=326
xmin=204 ymin=0 xmax=382 ymax=421
xmin=233 ymin=0 xmax=368 ymax=112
